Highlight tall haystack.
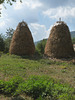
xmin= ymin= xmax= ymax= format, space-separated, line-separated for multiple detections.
xmin=9 ymin=21 xmax=35 ymax=56
xmin=45 ymin=21 xmax=74 ymax=58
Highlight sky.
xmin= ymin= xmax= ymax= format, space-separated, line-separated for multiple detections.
xmin=0 ymin=0 xmax=75 ymax=42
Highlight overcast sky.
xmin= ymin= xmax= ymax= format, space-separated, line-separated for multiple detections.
xmin=0 ymin=0 xmax=75 ymax=42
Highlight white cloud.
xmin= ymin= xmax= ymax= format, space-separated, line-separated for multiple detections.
xmin=1 ymin=0 xmax=75 ymax=41
xmin=29 ymin=23 xmax=53 ymax=42
xmin=43 ymin=7 xmax=75 ymax=19
xmin=26 ymin=0 xmax=42 ymax=9
xmin=46 ymin=25 xmax=53 ymax=38
xmin=29 ymin=23 xmax=48 ymax=41
xmin=1 ymin=0 xmax=42 ymax=25
xmin=14 ymin=0 xmax=42 ymax=10
xmin=0 ymin=21 xmax=5 ymax=28
xmin=0 ymin=0 xmax=42 ymax=34
xmin=13 ymin=1 xmax=23 ymax=10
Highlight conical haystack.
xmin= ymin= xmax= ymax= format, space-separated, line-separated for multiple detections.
xmin=45 ymin=21 xmax=74 ymax=58
xmin=9 ymin=21 xmax=35 ymax=56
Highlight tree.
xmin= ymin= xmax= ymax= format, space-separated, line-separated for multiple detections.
xmin=0 ymin=0 xmax=22 ymax=4
xmin=6 ymin=28 xmax=14 ymax=38
xmin=0 ymin=0 xmax=4 ymax=4
xmin=0 ymin=34 xmax=5 ymax=52
xmin=4 ymin=28 xmax=14 ymax=53
xmin=72 ymin=38 xmax=75 ymax=44
xmin=35 ymin=39 xmax=47 ymax=55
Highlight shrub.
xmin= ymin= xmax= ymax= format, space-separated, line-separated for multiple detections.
xmin=17 ymin=76 xmax=48 ymax=99
xmin=72 ymin=38 xmax=75 ymax=44
xmin=35 ymin=39 xmax=47 ymax=55
xmin=0 ymin=76 xmax=24 ymax=95
xmin=0 ymin=80 xmax=5 ymax=93
xmin=0 ymin=35 xmax=5 ymax=52
xmin=0 ymin=76 xmax=74 ymax=100
xmin=17 ymin=76 xmax=74 ymax=100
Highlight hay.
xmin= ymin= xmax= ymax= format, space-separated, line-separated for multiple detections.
xmin=9 ymin=21 xmax=35 ymax=56
xmin=45 ymin=21 xmax=74 ymax=58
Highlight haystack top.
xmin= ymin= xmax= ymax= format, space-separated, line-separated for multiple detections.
xmin=53 ymin=21 xmax=66 ymax=27
xmin=19 ymin=21 xmax=27 ymax=27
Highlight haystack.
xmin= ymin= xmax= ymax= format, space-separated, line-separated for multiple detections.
xmin=45 ymin=21 xmax=74 ymax=58
xmin=9 ymin=21 xmax=35 ymax=56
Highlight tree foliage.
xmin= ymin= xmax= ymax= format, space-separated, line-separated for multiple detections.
xmin=0 ymin=34 xmax=5 ymax=51
xmin=0 ymin=28 xmax=14 ymax=53
xmin=4 ymin=28 xmax=14 ymax=53
xmin=72 ymin=38 xmax=75 ymax=44
xmin=0 ymin=0 xmax=22 ymax=4
xmin=0 ymin=0 xmax=4 ymax=4
xmin=6 ymin=28 xmax=14 ymax=38
xmin=35 ymin=39 xmax=47 ymax=55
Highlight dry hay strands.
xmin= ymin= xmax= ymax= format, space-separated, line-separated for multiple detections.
xmin=45 ymin=21 xmax=75 ymax=58
xmin=9 ymin=21 xmax=35 ymax=56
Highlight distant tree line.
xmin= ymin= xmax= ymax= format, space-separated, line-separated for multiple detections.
xmin=0 ymin=28 xmax=14 ymax=53
xmin=72 ymin=38 xmax=75 ymax=44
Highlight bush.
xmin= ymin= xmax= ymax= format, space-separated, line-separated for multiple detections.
xmin=17 ymin=76 xmax=48 ymax=99
xmin=0 ymin=35 xmax=5 ymax=52
xmin=17 ymin=76 xmax=74 ymax=100
xmin=4 ymin=28 xmax=14 ymax=53
xmin=0 ymin=80 xmax=5 ymax=93
xmin=0 ymin=76 xmax=74 ymax=100
xmin=0 ymin=76 xmax=24 ymax=95
xmin=72 ymin=38 xmax=75 ymax=44
xmin=35 ymin=39 xmax=47 ymax=55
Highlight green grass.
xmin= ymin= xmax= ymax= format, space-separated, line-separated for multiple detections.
xmin=0 ymin=54 xmax=75 ymax=100
xmin=0 ymin=76 xmax=75 ymax=100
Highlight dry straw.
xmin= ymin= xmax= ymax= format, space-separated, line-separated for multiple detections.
xmin=9 ymin=21 xmax=35 ymax=56
xmin=45 ymin=21 xmax=74 ymax=58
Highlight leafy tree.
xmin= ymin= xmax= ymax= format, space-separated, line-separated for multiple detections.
xmin=4 ymin=28 xmax=14 ymax=53
xmin=6 ymin=28 xmax=14 ymax=38
xmin=0 ymin=34 xmax=5 ymax=52
xmin=0 ymin=0 xmax=22 ymax=4
xmin=0 ymin=0 xmax=4 ymax=4
xmin=35 ymin=39 xmax=47 ymax=55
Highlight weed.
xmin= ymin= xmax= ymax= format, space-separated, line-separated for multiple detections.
xmin=61 ymin=69 xmax=66 ymax=73
xmin=0 ymin=76 xmax=74 ymax=100
xmin=16 ymin=76 xmax=74 ymax=100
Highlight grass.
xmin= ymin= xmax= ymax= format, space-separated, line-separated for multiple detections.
xmin=0 ymin=54 xmax=75 ymax=100
xmin=0 ymin=76 xmax=75 ymax=100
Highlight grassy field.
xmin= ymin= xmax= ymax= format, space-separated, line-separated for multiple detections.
xmin=0 ymin=54 xmax=75 ymax=100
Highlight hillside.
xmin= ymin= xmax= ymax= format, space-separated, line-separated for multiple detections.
xmin=71 ymin=31 xmax=75 ymax=38
xmin=35 ymin=39 xmax=47 ymax=45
